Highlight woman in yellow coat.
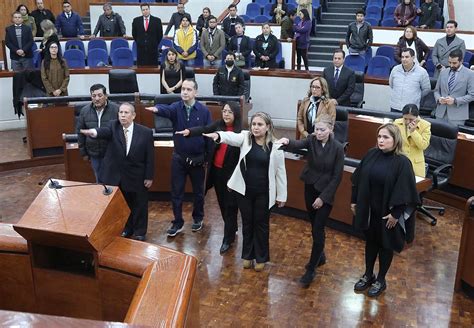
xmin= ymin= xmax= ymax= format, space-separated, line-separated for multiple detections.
xmin=393 ymin=104 xmax=431 ymax=177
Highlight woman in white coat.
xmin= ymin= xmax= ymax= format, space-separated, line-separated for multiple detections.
xmin=204 ymin=112 xmax=287 ymax=272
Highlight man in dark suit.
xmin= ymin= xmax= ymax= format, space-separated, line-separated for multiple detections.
xmin=221 ymin=4 xmax=244 ymax=40
xmin=80 ymin=102 xmax=154 ymax=241
xmin=132 ymin=3 xmax=163 ymax=66
xmin=55 ymin=1 xmax=85 ymax=38
xmin=322 ymin=49 xmax=356 ymax=107
xmin=31 ymin=0 xmax=56 ymax=37
xmin=213 ymin=53 xmax=245 ymax=97
xmin=227 ymin=22 xmax=252 ymax=68
xmin=5 ymin=11 xmax=34 ymax=71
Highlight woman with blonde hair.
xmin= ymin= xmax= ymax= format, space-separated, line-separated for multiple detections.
xmin=203 ymin=112 xmax=287 ymax=272
xmin=351 ymin=123 xmax=420 ymax=297
xmin=161 ymin=48 xmax=184 ymax=94
xmin=297 ymin=76 xmax=336 ymax=138
xmin=39 ymin=19 xmax=59 ymax=60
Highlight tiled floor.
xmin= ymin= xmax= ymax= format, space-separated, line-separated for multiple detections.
xmin=0 ymin=129 xmax=29 ymax=163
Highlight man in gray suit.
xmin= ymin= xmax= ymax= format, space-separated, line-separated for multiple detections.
xmin=434 ymin=49 xmax=474 ymax=126
xmin=432 ymin=20 xmax=466 ymax=79
xmin=200 ymin=15 xmax=225 ymax=68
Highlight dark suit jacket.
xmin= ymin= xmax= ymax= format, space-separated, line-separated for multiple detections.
xmin=323 ymin=65 xmax=356 ymax=106
xmin=283 ymin=134 xmax=344 ymax=205
xmin=253 ymin=33 xmax=280 ymax=68
xmin=227 ymin=35 xmax=252 ymax=59
xmin=5 ymin=24 xmax=34 ymax=60
xmin=97 ymin=120 xmax=154 ymax=192
xmin=213 ymin=66 xmax=245 ymax=96
xmin=132 ymin=15 xmax=163 ymax=66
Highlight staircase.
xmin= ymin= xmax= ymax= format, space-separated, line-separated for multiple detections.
xmin=309 ymin=0 xmax=365 ymax=69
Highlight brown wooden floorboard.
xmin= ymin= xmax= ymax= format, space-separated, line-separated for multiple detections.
xmin=0 ymin=164 xmax=473 ymax=326
xmin=0 ymin=129 xmax=29 ymax=163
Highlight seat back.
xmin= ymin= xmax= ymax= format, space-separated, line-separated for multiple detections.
xmin=88 ymin=39 xmax=107 ymax=53
xmin=350 ymin=71 xmax=365 ymax=108
xmin=334 ymin=107 xmax=349 ymax=143
xmin=63 ymin=49 xmax=86 ymax=68
xmin=108 ymin=69 xmax=139 ymax=93
xmin=365 ymin=18 xmax=379 ymax=26
xmin=383 ymin=6 xmax=397 ymax=19
xmin=375 ymin=45 xmax=395 ymax=66
xmin=424 ymin=118 xmax=458 ymax=172
xmin=381 ymin=18 xmax=397 ymax=27
xmin=344 ymin=55 xmax=366 ymax=73
xmin=110 ymin=38 xmax=130 ymax=54
xmin=87 ymin=48 xmax=109 ymax=67
xmin=366 ymin=56 xmax=391 ymax=78
xmin=65 ymin=39 xmax=85 ymax=54
xmin=263 ymin=4 xmax=273 ymax=16
xmin=246 ymin=3 xmax=262 ymax=18
xmin=419 ymin=90 xmax=437 ymax=117
xmin=253 ymin=15 xmax=270 ymax=23
xmin=243 ymin=70 xmax=251 ymax=101
xmin=111 ymin=48 xmax=134 ymax=67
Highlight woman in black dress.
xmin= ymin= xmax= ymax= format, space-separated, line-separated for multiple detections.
xmin=39 ymin=19 xmax=59 ymax=60
xmin=351 ymin=123 xmax=420 ymax=297
xmin=278 ymin=114 xmax=344 ymax=287
xmin=176 ymin=102 xmax=242 ymax=254
xmin=161 ymin=48 xmax=185 ymax=94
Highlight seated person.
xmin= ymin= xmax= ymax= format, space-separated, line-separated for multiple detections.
xmin=173 ymin=16 xmax=197 ymax=66
xmin=227 ymin=22 xmax=252 ymax=68
xmin=213 ymin=53 xmax=245 ymax=97
xmin=253 ymin=23 xmax=280 ymax=69
xmin=393 ymin=104 xmax=431 ymax=177
xmin=200 ymin=15 xmax=226 ymax=68
xmin=297 ymin=76 xmax=336 ymax=138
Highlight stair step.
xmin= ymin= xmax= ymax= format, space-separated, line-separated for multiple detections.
xmin=308 ymin=59 xmax=333 ymax=68
xmin=308 ymin=52 xmax=334 ymax=60
xmin=311 ymin=37 xmax=344 ymax=44
xmin=316 ymin=24 xmax=348 ymax=32
xmin=322 ymin=12 xmax=355 ymax=20
xmin=315 ymin=31 xmax=346 ymax=39
xmin=321 ymin=18 xmax=354 ymax=25
xmin=308 ymin=45 xmax=341 ymax=53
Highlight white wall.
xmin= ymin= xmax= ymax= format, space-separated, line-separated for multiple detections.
xmin=453 ymin=0 xmax=474 ymax=32
xmin=371 ymin=29 xmax=474 ymax=49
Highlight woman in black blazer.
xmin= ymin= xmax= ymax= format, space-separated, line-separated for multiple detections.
xmin=394 ymin=26 xmax=430 ymax=66
xmin=278 ymin=114 xmax=345 ymax=287
xmin=253 ymin=23 xmax=280 ymax=69
xmin=176 ymin=102 xmax=242 ymax=254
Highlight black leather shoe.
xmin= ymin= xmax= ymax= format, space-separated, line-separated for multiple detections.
xmin=220 ymin=242 xmax=232 ymax=254
xmin=121 ymin=230 xmax=133 ymax=238
xmin=132 ymin=235 xmax=146 ymax=242
xmin=304 ymin=254 xmax=327 ymax=271
xmin=367 ymin=280 xmax=387 ymax=297
xmin=299 ymin=269 xmax=316 ymax=288
xmin=354 ymin=274 xmax=376 ymax=292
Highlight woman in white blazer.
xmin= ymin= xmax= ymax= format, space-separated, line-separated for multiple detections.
xmin=204 ymin=112 xmax=287 ymax=272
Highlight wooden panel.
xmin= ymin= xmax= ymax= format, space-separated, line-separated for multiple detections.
xmin=450 ymin=136 xmax=474 ymax=190
xmin=455 ymin=197 xmax=474 ymax=290
xmin=98 ymin=267 xmax=140 ymax=322
xmin=0 ymin=253 xmax=35 ymax=312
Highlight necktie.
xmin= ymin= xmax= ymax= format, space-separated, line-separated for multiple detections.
xmin=124 ymin=128 xmax=129 ymax=154
xmin=185 ymin=105 xmax=192 ymax=121
xmin=145 ymin=17 xmax=149 ymax=32
xmin=334 ymin=68 xmax=340 ymax=86
xmin=448 ymin=70 xmax=456 ymax=93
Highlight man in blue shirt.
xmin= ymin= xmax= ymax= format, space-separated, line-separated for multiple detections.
xmin=55 ymin=1 xmax=84 ymax=38
xmin=146 ymin=79 xmax=212 ymax=237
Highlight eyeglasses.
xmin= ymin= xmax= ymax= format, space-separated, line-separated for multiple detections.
xmin=221 ymin=110 xmax=234 ymax=114
xmin=311 ymin=85 xmax=321 ymax=89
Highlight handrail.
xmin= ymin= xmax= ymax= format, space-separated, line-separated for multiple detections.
xmin=447 ymin=0 xmax=455 ymax=21
xmin=217 ymin=0 xmax=240 ymax=23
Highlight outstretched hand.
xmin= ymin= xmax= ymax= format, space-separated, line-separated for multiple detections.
xmin=80 ymin=129 xmax=95 ymax=137
xmin=175 ymin=129 xmax=190 ymax=137
xmin=145 ymin=106 xmax=158 ymax=113
xmin=202 ymin=132 xmax=219 ymax=141
xmin=276 ymin=137 xmax=289 ymax=145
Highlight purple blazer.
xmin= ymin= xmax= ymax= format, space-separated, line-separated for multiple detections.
xmin=294 ymin=19 xmax=312 ymax=49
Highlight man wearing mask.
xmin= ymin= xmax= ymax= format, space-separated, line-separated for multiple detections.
xmin=227 ymin=22 xmax=252 ymax=68
xmin=164 ymin=2 xmax=192 ymax=37
xmin=213 ymin=53 xmax=245 ymax=97
xmin=55 ymin=1 xmax=84 ymax=39
xmin=31 ymin=0 xmax=55 ymax=37
xmin=200 ymin=16 xmax=226 ymax=68
xmin=432 ymin=20 xmax=466 ymax=78
xmin=92 ymin=3 xmax=126 ymax=37
xmin=222 ymin=4 xmax=244 ymax=40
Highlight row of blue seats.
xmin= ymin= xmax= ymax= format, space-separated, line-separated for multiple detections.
xmin=253 ymin=0 xmax=320 ymax=6
xmin=367 ymin=0 xmax=421 ymax=7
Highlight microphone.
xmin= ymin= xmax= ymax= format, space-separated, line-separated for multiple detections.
xmin=102 ymin=184 xmax=113 ymax=195
xmin=48 ymin=178 xmax=62 ymax=189
xmin=47 ymin=179 xmax=113 ymax=196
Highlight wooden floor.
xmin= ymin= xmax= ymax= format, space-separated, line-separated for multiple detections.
xmin=1 ymin=163 xmax=473 ymax=326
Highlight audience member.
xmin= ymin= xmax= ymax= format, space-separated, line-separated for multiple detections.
xmin=173 ymin=16 xmax=198 ymax=66
xmin=322 ymin=49 xmax=356 ymax=107
xmin=202 ymin=112 xmax=287 ymax=272
xmin=31 ymin=0 xmax=55 ymax=37
xmin=389 ymin=48 xmax=431 ymax=112
xmin=5 ymin=11 xmax=34 ymax=71
xmin=297 ymin=0 xmax=313 ymax=19
xmin=294 ymin=9 xmax=312 ymax=71
xmin=222 ymin=4 xmax=244 ymax=40
xmin=196 ymin=7 xmax=211 ymax=37
xmin=200 ymin=16 xmax=226 ymax=68
xmin=92 ymin=3 xmax=126 ymax=38
xmin=280 ymin=10 xmax=296 ymax=41
xmin=394 ymin=0 xmax=417 ymax=27
xmin=76 ymin=84 xmax=119 ymax=182
xmin=346 ymin=10 xmax=373 ymax=56
xmin=80 ymin=103 xmax=154 ymax=242
xmin=145 ymin=80 xmax=212 ymax=237
xmin=434 ymin=49 xmax=474 ymax=126
xmin=176 ymin=102 xmax=242 ymax=254
xmin=297 ymin=77 xmax=336 ymax=138
xmin=17 ymin=5 xmax=37 ymax=38
xmin=278 ymin=114 xmax=344 ymax=288
xmin=393 ymin=104 xmax=431 ymax=177
xmin=55 ymin=1 xmax=84 ymax=38
xmin=253 ymin=23 xmax=280 ymax=69
xmin=132 ymin=4 xmax=163 ymax=66
xmin=165 ymin=2 xmax=192 ymax=37
xmin=213 ymin=53 xmax=245 ymax=97
xmin=432 ymin=20 xmax=466 ymax=78
xmin=417 ymin=0 xmax=439 ymax=29
xmin=161 ymin=48 xmax=185 ymax=94
xmin=38 ymin=19 xmax=59 ymax=60
xmin=270 ymin=0 xmax=288 ymax=25
xmin=352 ymin=123 xmax=419 ymax=297
xmin=394 ymin=26 xmax=430 ymax=66
xmin=41 ymin=42 xmax=69 ymax=96
xmin=227 ymin=23 xmax=252 ymax=68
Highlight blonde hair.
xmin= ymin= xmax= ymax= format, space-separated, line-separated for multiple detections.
xmin=377 ymin=123 xmax=404 ymax=155
xmin=249 ymin=111 xmax=276 ymax=151
xmin=41 ymin=19 xmax=56 ymax=39
xmin=315 ymin=114 xmax=334 ymax=130
xmin=307 ymin=76 xmax=331 ymax=104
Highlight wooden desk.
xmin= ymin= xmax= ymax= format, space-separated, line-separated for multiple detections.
xmin=455 ymin=197 xmax=474 ymax=298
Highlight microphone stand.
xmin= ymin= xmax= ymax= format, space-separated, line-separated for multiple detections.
xmin=48 ymin=179 xmax=113 ymax=195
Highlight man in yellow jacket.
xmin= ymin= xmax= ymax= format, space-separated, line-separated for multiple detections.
xmin=173 ymin=16 xmax=197 ymax=66
xmin=394 ymin=104 xmax=431 ymax=177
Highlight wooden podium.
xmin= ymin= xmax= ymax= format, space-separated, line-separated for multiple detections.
xmin=0 ymin=179 xmax=199 ymax=327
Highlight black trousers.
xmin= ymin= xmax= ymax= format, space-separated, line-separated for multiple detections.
xmin=212 ymin=166 xmax=238 ymax=243
xmin=296 ymin=48 xmax=309 ymax=70
xmin=304 ymin=184 xmax=332 ymax=270
xmin=122 ymin=188 xmax=149 ymax=236
xmin=237 ymin=190 xmax=270 ymax=263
